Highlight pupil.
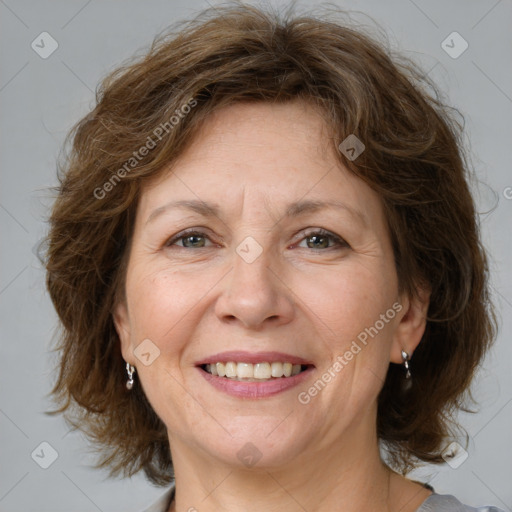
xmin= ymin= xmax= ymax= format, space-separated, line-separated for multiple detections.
xmin=308 ymin=235 xmax=328 ymax=249
xmin=185 ymin=235 xmax=204 ymax=247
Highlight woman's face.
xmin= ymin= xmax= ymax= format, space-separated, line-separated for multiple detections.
xmin=115 ymin=100 xmax=424 ymax=470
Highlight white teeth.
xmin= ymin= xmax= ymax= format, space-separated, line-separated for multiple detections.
xmin=237 ymin=362 xmax=253 ymax=378
xmin=225 ymin=361 xmax=237 ymax=378
xmin=204 ymin=361 xmax=307 ymax=380
xmin=254 ymin=362 xmax=271 ymax=379
xmin=216 ymin=362 xmax=226 ymax=377
xmin=271 ymin=362 xmax=283 ymax=377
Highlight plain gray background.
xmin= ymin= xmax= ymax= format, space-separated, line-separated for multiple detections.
xmin=0 ymin=0 xmax=511 ymax=511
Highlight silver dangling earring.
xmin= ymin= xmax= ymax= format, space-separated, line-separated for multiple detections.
xmin=401 ymin=350 xmax=412 ymax=392
xmin=126 ymin=362 xmax=135 ymax=390
xmin=401 ymin=349 xmax=411 ymax=379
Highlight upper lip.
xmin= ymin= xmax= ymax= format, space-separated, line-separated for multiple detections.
xmin=195 ymin=351 xmax=314 ymax=366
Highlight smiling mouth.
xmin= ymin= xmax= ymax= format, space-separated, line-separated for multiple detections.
xmin=201 ymin=362 xmax=311 ymax=381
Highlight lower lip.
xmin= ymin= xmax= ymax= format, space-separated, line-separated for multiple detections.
xmin=197 ymin=366 xmax=315 ymax=399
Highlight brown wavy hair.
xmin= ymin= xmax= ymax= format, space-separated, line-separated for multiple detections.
xmin=44 ymin=2 xmax=497 ymax=486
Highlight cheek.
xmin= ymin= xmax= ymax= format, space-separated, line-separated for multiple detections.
xmin=126 ymin=267 xmax=207 ymax=340
xmin=296 ymin=262 xmax=398 ymax=408
xmin=124 ymin=270 xmax=196 ymax=422
xmin=297 ymin=262 xmax=397 ymax=345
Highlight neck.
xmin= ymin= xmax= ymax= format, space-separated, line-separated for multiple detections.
xmin=165 ymin=409 xmax=428 ymax=512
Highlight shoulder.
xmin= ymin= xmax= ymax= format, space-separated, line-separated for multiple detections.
xmin=140 ymin=484 xmax=175 ymax=512
xmin=417 ymin=493 xmax=505 ymax=512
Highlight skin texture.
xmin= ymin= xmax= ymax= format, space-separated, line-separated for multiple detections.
xmin=114 ymin=100 xmax=431 ymax=512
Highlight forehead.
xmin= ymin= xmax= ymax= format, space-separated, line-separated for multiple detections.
xmin=137 ymin=100 xmax=382 ymax=224
xmin=145 ymin=100 xmax=331 ymax=184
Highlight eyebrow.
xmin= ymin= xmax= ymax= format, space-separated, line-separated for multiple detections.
xmin=146 ymin=200 xmax=221 ymax=225
xmin=283 ymin=199 xmax=367 ymax=225
xmin=145 ymin=198 xmax=367 ymax=226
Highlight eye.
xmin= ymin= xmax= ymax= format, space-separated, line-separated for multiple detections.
xmin=165 ymin=229 xmax=214 ymax=249
xmin=296 ymin=229 xmax=349 ymax=250
xmin=163 ymin=228 xmax=348 ymax=251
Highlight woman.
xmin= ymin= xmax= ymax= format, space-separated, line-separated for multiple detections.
xmin=45 ymin=3 xmax=504 ymax=511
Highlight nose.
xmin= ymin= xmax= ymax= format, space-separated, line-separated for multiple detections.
xmin=214 ymin=245 xmax=295 ymax=330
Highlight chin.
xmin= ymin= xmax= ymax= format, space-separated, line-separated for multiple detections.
xmin=200 ymin=418 xmax=311 ymax=470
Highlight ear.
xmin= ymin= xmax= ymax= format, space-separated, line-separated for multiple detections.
xmin=390 ymin=285 xmax=431 ymax=364
xmin=113 ymin=300 xmax=134 ymax=364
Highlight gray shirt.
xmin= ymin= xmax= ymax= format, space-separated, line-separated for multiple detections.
xmin=141 ymin=483 xmax=505 ymax=512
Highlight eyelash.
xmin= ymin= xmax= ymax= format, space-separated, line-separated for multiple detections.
xmin=164 ymin=228 xmax=349 ymax=250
